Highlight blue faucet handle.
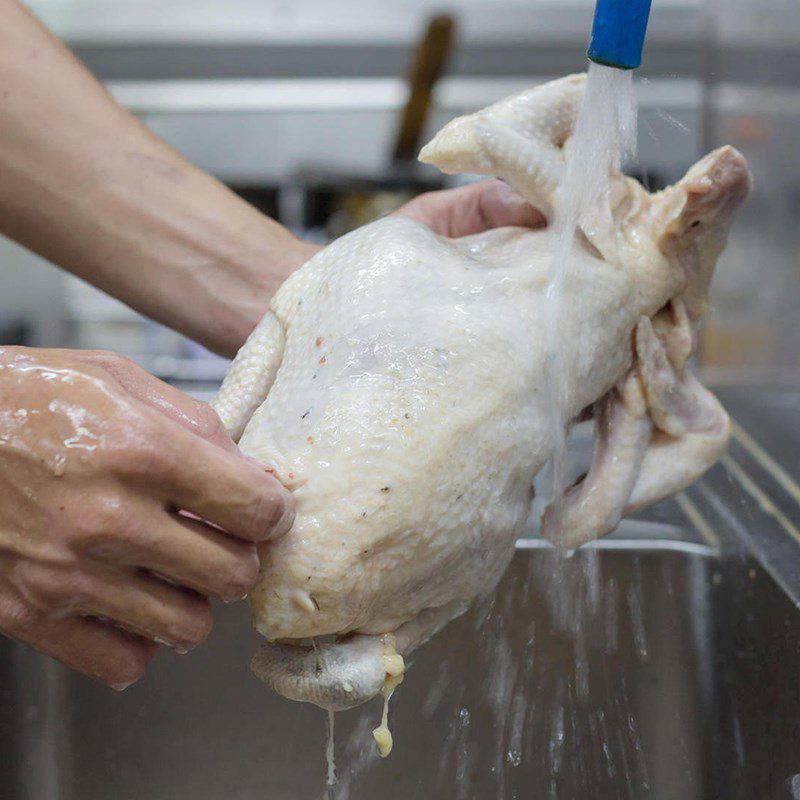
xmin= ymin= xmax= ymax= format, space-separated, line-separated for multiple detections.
xmin=588 ymin=0 xmax=653 ymax=70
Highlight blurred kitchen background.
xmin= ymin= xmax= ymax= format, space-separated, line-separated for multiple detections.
xmin=0 ymin=0 xmax=798 ymax=390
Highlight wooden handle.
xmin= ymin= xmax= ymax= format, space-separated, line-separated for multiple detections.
xmin=392 ymin=14 xmax=455 ymax=164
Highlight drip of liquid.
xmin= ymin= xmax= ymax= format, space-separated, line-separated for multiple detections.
xmin=326 ymin=709 xmax=336 ymax=798
xmin=542 ymin=62 xmax=638 ymax=539
xmin=372 ymin=673 xmax=403 ymax=758
xmin=372 ymin=648 xmax=405 ymax=758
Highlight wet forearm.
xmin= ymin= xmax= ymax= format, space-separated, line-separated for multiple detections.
xmin=0 ymin=0 xmax=313 ymax=356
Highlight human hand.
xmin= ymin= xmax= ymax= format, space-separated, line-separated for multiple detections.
xmin=215 ymin=181 xmax=541 ymax=357
xmin=393 ymin=179 xmax=545 ymax=237
xmin=0 ymin=347 xmax=293 ymax=689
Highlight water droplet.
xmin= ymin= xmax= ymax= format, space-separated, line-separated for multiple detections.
xmin=52 ymin=453 xmax=66 ymax=476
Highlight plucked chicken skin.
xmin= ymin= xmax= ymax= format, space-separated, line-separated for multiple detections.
xmin=212 ymin=74 xmax=751 ymax=711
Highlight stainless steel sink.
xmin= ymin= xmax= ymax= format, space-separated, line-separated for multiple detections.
xmin=2 ymin=536 xmax=799 ymax=800
xmin=2 ymin=389 xmax=799 ymax=799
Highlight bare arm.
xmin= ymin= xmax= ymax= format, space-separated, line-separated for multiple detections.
xmin=0 ymin=0 xmax=316 ymax=356
xmin=0 ymin=1 xmax=545 ymax=357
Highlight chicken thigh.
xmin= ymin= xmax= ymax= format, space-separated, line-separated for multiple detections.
xmin=212 ymin=74 xmax=751 ymax=712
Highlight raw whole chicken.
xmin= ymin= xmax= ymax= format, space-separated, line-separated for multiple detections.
xmin=211 ymin=74 xmax=751 ymax=713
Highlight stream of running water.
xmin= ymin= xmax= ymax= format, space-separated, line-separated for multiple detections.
xmin=542 ymin=61 xmax=638 ymax=536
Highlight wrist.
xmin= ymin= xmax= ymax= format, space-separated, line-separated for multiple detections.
xmin=198 ymin=234 xmax=321 ymax=358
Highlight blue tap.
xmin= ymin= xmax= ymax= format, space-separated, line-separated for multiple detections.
xmin=588 ymin=0 xmax=653 ymax=70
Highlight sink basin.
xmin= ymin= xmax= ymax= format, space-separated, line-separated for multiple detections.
xmin=2 ymin=386 xmax=799 ymax=799
xmin=2 ymin=534 xmax=799 ymax=800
